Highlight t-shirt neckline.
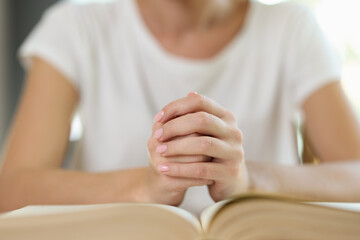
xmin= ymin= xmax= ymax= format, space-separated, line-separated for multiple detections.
xmin=126 ymin=0 xmax=257 ymax=70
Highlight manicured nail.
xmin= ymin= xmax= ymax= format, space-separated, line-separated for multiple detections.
xmin=156 ymin=144 xmax=167 ymax=154
xmin=158 ymin=165 xmax=170 ymax=172
xmin=154 ymin=128 xmax=163 ymax=139
xmin=154 ymin=111 xmax=164 ymax=122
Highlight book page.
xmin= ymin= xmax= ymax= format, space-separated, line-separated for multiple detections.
xmin=0 ymin=203 xmax=201 ymax=232
xmin=0 ymin=204 xmax=119 ymax=219
xmin=206 ymin=198 xmax=360 ymax=240
xmin=309 ymin=202 xmax=360 ymax=213
xmin=155 ymin=204 xmax=202 ymax=232
xmin=0 ymin=203 xmax=202 ymax=240
xmin=199 ymin=193 xmax=284 ymax=231
xmin=201 ymin=194 xmax=360 ymax=239
xmin=200 ymin=199 xmax=231 ymax=232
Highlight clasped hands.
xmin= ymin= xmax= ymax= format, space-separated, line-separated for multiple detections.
xmin=145 ymin=92 xmax=249 ymax=206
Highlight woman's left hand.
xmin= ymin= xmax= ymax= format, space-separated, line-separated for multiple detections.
xmin=153 ymin=92 xmax=249 ymax=202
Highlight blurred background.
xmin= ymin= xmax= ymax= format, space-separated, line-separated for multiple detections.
xmin=0 ymin=0 xmax=359 ymax=162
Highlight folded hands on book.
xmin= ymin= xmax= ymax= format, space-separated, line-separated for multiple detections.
xmin=143 ymin=92 xmax=249 ymax=206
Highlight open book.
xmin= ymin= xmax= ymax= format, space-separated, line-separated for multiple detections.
xmin=1 ymin=193 xmax=360 ymax=240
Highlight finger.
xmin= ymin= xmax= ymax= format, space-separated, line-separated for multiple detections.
xmin=157 ymin=136 xmax=236 ymax=160
xmin=156 ymin=93 xmax=229 ymax=124
xmin=152 ymin=121 xmax=164 ymax=134
xmin=166 ymin=176 xmax=214 ymax=190
xmin=159 ymin=111 xmax=229 ymax=142
xmin=151 ymin=154 xmax=211 ymax=166
xmin=159 ymin=162 xmax=227 ymax=181
xmin=164 ymin=155 xmax=212 ymax=163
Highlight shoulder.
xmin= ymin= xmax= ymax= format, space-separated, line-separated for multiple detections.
xmin=253 ymin=0 xmax=311 ymax=18
xmin=41 ymin=0 xmax=126 ymax=31
xmin=251 ymin=0 xmax=315 ymax=28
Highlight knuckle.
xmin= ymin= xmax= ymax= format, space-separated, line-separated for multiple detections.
xmin=196 ymin=112 xmax=211 ymax=126
xmin=192 ymin=93 xmax=205 ymax=107
xmin=231 ymin=128 xmax=243 ymax=142
xmin=162 ymin=104 xmax=171 ymax=114
xmin=199 ymin=137 xmax=213 ymax=153
xmin=163 ymin=104 xmax=176 ymax=119
xmin=234 ymin=147 xmax=244 ymax=160
xmin=195 ymin=165 xmax=208 ymax=178
xmin=226 ymin=110 xmax=237 ymax=122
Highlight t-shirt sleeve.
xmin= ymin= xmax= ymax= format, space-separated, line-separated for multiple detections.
xmin=18 ymin=2 xmax=87 ymax=91
xmin=285 ymin=6 xmax=341 ymax=108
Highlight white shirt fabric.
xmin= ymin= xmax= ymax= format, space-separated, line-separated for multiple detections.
xmin=19 ymin=0 xmax=341 ymax=215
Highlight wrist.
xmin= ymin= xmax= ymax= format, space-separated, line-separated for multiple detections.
xmin=111 ymin=168 xmax=153 ymax=203
xmin=246 ymin=162 xmax=280 ymax=193
xmin=130 ymin=168 xmax=154 ymax=203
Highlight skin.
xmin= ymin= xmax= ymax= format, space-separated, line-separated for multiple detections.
xmin=137 ymin=0 xmax=249 ymax=59
xmin=1 ymin=0 xmax=360 ymax=212
xmin=152 ymin=91 xmax=360 ymax=202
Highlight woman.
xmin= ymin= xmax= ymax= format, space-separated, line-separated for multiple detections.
xmin=0 ymin=0 xmax=360 ymax=214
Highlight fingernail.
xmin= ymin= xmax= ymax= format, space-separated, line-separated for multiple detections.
xmin=154 ymin=128 xmax=163 ymax=139
xmin=156 ymin=144 xmax=167 ymax=154
xmin=158 ymin=165 xmax=170 ymax=172
xmin=154 ymin=111 xmax=164 ymax=122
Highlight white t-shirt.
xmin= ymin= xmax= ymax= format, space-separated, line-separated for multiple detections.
xmin=19 ymin=0 xmax=341 ymax=214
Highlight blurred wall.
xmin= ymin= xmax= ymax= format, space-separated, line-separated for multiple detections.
xmin=8 ymin=0 xmax=59 ymax=122
xmin=9 ymin=0 xmax=59 ymax=109
xmin=0 ymin=0 xmax=10 ymax=152
xmin=0 ymin=0 xmax=58 ymax=163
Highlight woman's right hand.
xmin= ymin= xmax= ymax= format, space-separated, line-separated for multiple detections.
xmin=141 ymin=122 xmax=213 ymax=206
